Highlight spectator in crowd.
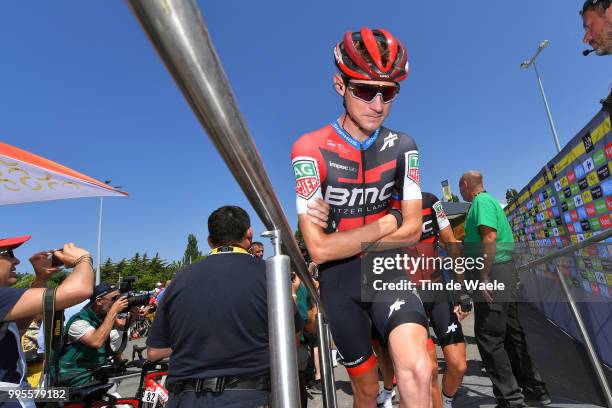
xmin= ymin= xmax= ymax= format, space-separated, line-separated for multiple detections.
xmin=146 ymin=205 xmax=312 ymax=407
xmin=156 ymin=280 xmax=171 ymax=305
xmin=21 ymin=315 xmax=42 ymax=388
xmin=248 ymin=241 xmax=264 ymax=259
xmin=0 ymin=237 xmax=93 ymax=407
xmin=56 ymin=283 xmax=129 ymax=387
xmin=581 ymin=0 xmax=612 ymax=56
xmin=459 ymin=171 xmax=550 ymax=408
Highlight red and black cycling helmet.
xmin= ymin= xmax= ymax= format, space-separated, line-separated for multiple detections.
xmin=334 ymin=27 xmax=409 ymax=82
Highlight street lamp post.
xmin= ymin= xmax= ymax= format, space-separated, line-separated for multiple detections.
xmin=520 ymin=40 xmax=562 ymax=153
xmin=96 ymin=180 xmax=121 ymax=285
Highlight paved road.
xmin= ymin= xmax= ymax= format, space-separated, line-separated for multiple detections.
xmin=116 ymin=303 xmax=609 ymax=407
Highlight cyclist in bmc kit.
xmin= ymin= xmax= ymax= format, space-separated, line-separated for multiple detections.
xmin=292 ymin=27 xmax=430 ymax=407
xmin=374 ymin=192 xmax=470 ymax=408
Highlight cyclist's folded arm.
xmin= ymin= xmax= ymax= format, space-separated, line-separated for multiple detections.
xmin=438 ymin=225 xmax=461 ymax=257
xmin=298 ymin=213 xmax=397 ymax=264
xmin=374 ymin=199 xmax=422 ymax=247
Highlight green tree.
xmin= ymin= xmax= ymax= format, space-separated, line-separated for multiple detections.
xmin=14 ymin=271 xmax=66 ymax=288
xmin=182 ymin=234 xmax=202 ymax=265
xmin=101 ymin=258 xmax=116 ymax=283
xmin=121 ymin=253 xmax=144 ymax=288
xmin=137 ymin=253 xmax=168 ymax=290
xmin=115 ymin=258 xmax=127 ymax=283
xmin=166 ymin=261 xmax=184 ymax=278
xmin=450 ymin=193 xmax=459 ymax=202
xmin=13 ymin=273 xmax=34 ymax=288
xmin=505 ymin=188 xmax=518 ymax=203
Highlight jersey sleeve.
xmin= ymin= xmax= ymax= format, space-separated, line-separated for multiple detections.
xmin=67 ymin=319 xmax=95 ymax=343
xmin=291 ymin=135 xmax=326 ymax=214
xmin=432 ymin=200 xmax=450 ymax=231
xmin=395 ymin=135 xmax=421 ymax=201
xmin=473 ymin=196 xmax=499 ymax=231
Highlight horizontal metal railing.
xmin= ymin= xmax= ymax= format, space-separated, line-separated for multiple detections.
xmin=516 ymin=228 xmax=612 ymax=272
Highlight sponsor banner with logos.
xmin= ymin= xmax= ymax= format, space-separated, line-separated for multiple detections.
xmin=505 ymin=110 xmax=612 ymax=366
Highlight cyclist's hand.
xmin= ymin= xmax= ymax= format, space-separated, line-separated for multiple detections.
xmin=307 ymin=198 xmax=330 ymax=229
xmin=111 ymin=296 xmax=129 ymax=315
xmin=453 ymin=304 xmax=470 ymax=321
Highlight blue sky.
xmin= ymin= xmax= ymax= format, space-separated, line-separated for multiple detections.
xmin=1 ymin=1 xmax=610 ymax=268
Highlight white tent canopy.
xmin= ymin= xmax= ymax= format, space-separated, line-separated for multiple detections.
xmin=0 ymin=142 xmax=127 ymax=205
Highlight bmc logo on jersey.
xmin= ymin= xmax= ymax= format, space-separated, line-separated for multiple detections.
xmin=405 ymin=151 xmax=420 ymax=185
xmin=293 ymin=158 xmax=320 ymax=200
xmin=324 ymin=181 xmax=395 ymax=207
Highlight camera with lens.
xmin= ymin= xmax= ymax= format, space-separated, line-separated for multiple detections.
xmin=119 ymin=276 xmax=150 ymax=308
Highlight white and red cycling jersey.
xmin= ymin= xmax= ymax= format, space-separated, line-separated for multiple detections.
xmin=292 ymin=119 xmax=421 ymax=233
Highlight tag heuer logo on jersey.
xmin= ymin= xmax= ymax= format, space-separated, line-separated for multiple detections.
xmin=293 ymin=158 xmax=320 ymax=200
xmin=405 ymin=151 xmax=420 ymax=185
xmin=433 ymin=201 xmax=446 ymax=220
xmin=380 ymin=132 xmax=398 ymax=151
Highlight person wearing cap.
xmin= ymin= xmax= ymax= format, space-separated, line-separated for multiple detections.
xmin=581 ymin=0 xmax=612 ymax=56
xmin=55 ymin=283 xmax=129 ymax=387
xmin=0 ymin=237 xmax=94 ymax=407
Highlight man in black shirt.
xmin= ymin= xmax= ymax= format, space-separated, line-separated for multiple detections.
xmin=147 ymin=206 xmax=304 ymax=408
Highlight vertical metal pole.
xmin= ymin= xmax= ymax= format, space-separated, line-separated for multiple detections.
xmin=263 ymin=230 xmax=300 ymax=408
xmin=96 ymin=197 xmax=103 ymax=285
xmin=553 ymin=265 xmax=612 ymax=407
xmin=317 ymin=313 xmax=338 ymax=408
xmin=532 ymin=61 xmax=561 ymax=153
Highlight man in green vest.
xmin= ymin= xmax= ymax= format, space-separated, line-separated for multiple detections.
xmin=57 ymin=283 xmax=128 ymax=386
xmin=459 ymin=171 xmax=550 ymax=408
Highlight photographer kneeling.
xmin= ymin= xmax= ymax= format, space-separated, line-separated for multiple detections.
xmin=56 ymin=283 xmax=130 ymax=387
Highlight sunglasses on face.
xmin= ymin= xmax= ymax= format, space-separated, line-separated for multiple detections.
xmin=0 ymin=249 xmax=15 ymax=259
xmin=347 ymin=82 xmax=400 ymax=104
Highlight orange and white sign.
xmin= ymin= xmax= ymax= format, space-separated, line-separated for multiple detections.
xmin=0 ymin=142 xmax=127 ymax=205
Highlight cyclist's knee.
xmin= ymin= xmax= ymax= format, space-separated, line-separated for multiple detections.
xmin=444 ymin=347 xmax=467 ymax=377
xmin=352 ymin=377 xmax=379 ymax=402
xmin=394 ymin=349 xmax=432 ymax=386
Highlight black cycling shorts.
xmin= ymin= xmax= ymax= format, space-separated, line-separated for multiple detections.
xmin=423 ymin=290 xmax=465 ymax=348
xmin=319 ymin=256 xmax=428 ymax=377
